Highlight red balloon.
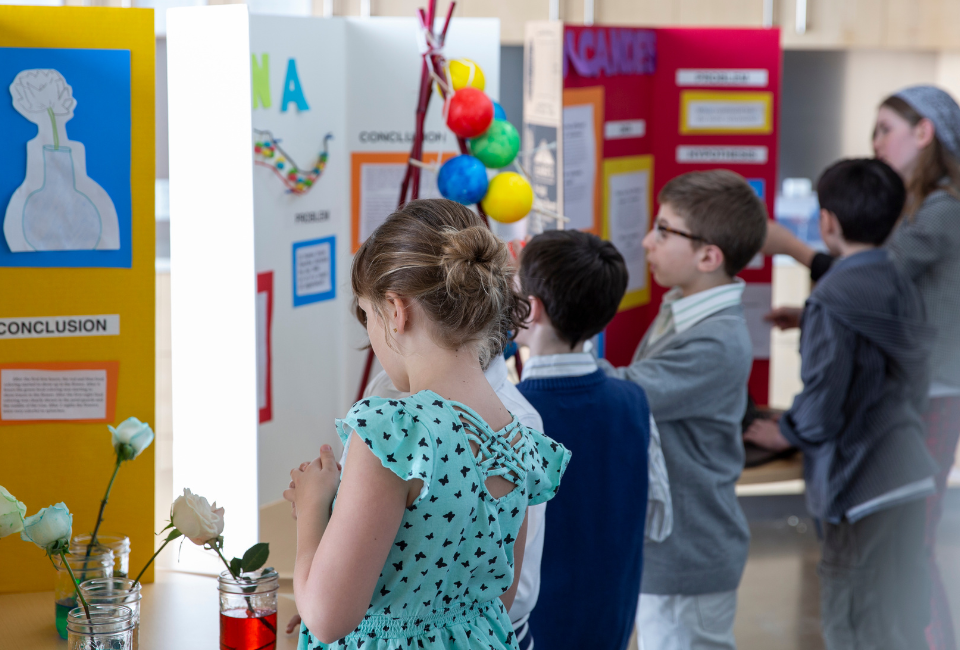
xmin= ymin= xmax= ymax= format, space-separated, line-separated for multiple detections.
xmin=446 ymin=88 xmax=494 ymax=139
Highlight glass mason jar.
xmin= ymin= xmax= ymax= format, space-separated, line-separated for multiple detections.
xmin=218 ymin=568 xmax=279 ymax=650
xmin=66 ymin=604 xmax=134 ymax=650
xmin=72 ymin=534 xmax=131 ymax=578
xmin=55 ymin=550 xmax=114 ymax=640
xmin=79 ymin=578 xmax=142 ymax=650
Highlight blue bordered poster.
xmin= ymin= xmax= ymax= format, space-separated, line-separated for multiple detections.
xmin=292 ymin=235 xmax=336 ymax=307
xmin=0 ymin=47 xmax=132 ymax=268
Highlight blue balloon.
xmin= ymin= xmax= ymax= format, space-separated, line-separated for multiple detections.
xmin=492 ymin=101 xmax=507 ymax=121
xmin=437 ymin=155 xmax=489 ymax=205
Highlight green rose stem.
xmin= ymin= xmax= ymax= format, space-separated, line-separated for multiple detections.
xmin=85 ymin=455 xmax=123 ymax=560
xmin=212 ymin=544 xmax=275 ymax=634
xmin=131 ymin=536 xmax=176 ymax=588
xmin=213 ymin=545 xmax=254 ymax=614
xmin=46 ymin=107 xmax=59 ymax=150
xmin=59 ymin=550 xmax=91 ymax=619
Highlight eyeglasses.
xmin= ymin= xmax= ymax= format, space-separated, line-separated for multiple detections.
xmin=654 ymin=223 xmax=710 ymax=245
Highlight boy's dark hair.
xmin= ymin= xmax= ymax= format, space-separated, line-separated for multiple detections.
xmin=519 ymin=230 xmax=628 ymax=348
xmin=816 ymin=158 xmax=906 ymax=245
xmin=658 ymin=170 xmax=768 ymax=276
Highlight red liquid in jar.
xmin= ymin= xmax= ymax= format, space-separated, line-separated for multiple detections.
xmin=219 ymin=608 xmax=277 ymax=650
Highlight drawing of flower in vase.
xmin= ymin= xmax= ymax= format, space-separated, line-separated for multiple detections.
xmin=3 ymin=69 xmax=120 ymax=252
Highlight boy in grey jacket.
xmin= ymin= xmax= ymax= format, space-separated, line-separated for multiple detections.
xmin=779 ymin=159 xmax=936 ymax=649
xmin=599 ymin=170 xmax=767 ymax=650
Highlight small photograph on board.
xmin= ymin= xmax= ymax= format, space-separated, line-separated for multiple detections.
xmin=0 ymin=47 xmax=131 ymax=268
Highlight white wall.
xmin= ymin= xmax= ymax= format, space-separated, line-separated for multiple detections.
xmin=780 ymin=49 xmax=960 ymax=182
xmin=167 ymin=4 xmax=260 ymax=573
xmin=840 ymin=50 xmax=939 ymax=158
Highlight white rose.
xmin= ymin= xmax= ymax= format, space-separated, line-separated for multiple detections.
xmin=0 ymin=486 xmax=26 ymax=538
xmin=10 ymin=69 xmax=75 ymax=115
xmin=109 ymin=417 xmax=155 ymax=460
xmin=20 ymin=502 xmax=72 ymax=552
xmin=171 ymin=488 xmax=224 ymax=545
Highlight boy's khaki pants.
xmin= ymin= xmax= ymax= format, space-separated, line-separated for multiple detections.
xmin=637 ymin=591 xmax=737 ymax=650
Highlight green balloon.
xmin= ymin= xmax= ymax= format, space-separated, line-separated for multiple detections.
xmin=469 ymin=120 xmax=520 ymax=169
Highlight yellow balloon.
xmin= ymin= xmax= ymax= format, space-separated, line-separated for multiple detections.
xmin=481 ymin=172 xmax=534 ymax=224
xmin=449 ymin=58 xmax=485 ymax=92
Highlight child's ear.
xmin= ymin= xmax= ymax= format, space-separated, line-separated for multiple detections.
xmin=527 ymin=296 xmax=544 ymax=325
xmin=697 ymin=244 xmax=726 ymax=275
xmin=819 ymin=208 xmax=840 ymax=240
xmin=915 ymin=117 xmax=936 ymax=149
xmin=384 ymin=291 xmax=411 ymax=335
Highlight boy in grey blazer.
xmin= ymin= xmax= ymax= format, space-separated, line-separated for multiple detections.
xmin=781 ymin=160 xmax=935 ymax=649
xmin=599 ymin=170 xmax=767 ymax=650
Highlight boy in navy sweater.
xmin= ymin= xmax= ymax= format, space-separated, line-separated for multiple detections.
xmin=515 ymin=230 xmax=650 ymax=650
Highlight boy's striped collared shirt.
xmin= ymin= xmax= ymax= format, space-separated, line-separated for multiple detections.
xmin=649 ymin=279 xmax=746 ymax=346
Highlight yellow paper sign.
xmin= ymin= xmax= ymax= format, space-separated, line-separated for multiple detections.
xmin=680 ymin=90 xmax=773 ymax=135
xmin=602 ymin=156 xmax=654 ymax=312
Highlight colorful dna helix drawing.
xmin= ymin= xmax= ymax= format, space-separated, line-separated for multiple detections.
xmin=253 ymin=129 xmax=332 ymax=195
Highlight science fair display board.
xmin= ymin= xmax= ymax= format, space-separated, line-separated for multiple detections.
xmin=523 ymin=23 xmax=780 ymax=404
xmin=167 ymin=5 xmax=499 ymax=572
xmin=0 ymin=6 xmax=155 ymax=592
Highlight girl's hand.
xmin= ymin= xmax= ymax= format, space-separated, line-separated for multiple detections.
xmin=290 ymin=445 xmax=341 ymax=521
xmin=286 ymin=613 xmax=302 ymax=635
xmin=744 ymin=419 xmax=793 ymax=452
xmin=283 ymin=462 xmax=309 ymax=520
xmin=764 ymin=306 xmax=803 ymax=330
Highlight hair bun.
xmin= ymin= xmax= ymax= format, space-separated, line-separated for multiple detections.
xmin=351 ymin=199 xmax=530 ymax=369
xmin=440 ymin=225 xmax=507 ymax=290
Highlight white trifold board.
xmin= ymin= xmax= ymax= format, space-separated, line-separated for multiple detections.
xmin=167 ymin=5 xmax=499 ymax=573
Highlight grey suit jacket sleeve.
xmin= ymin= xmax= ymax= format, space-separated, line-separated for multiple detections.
xmin=779 ymin=302 xmax=855 ymax=448
xmin=597 ymin=330 xmax=744 ymax=423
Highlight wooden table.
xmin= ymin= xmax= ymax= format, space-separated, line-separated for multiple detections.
xmin=0 ymin=569 xmax=302 ymax=650
xmin=738 ymin=452 xmax=804 ymax=486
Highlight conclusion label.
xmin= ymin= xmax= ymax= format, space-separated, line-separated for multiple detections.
xmin=0 ymin=314 xmax=120 ymax=339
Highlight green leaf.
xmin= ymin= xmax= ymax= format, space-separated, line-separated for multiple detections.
xmin=159 ymin=521 xmax=174 ymax=533
xmin=165 ymin=529 xmax=182 ymax=543
xmin=229 ymin=557 xmax=242 ymax=577
xmin=240 ymin=543 xmax=270 ymax=573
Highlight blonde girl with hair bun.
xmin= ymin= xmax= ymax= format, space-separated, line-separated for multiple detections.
xmin=284 ymin=198 xmax=571 ymax=650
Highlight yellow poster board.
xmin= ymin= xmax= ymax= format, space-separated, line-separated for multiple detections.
xmin=0 ymin=6 xmax=155 ymax=592
xmin=602 ymin=155 xmax=653 ymax=312
xmin=679 ymin=90 xmax=773 ymax=135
